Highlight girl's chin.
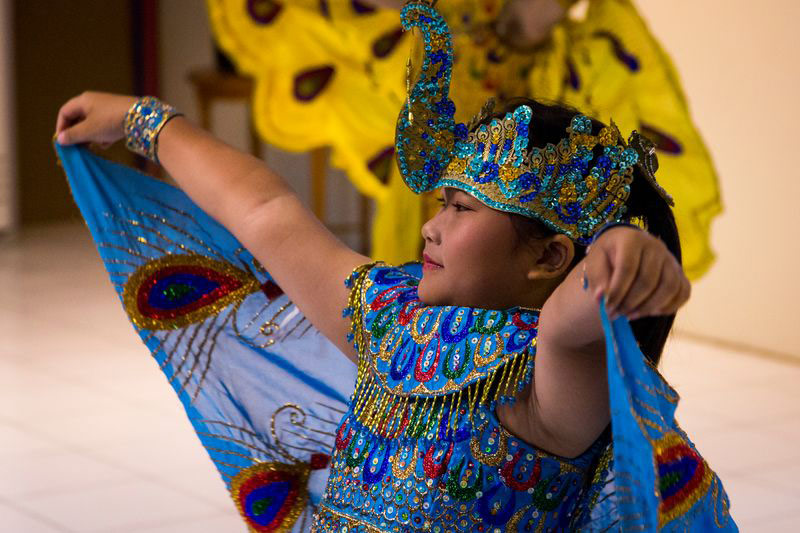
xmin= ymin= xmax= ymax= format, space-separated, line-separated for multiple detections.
xmin=416 ymin=281 xmax=433 ymax=305
xmin=417 ymin=283 xmax=448 ymax=307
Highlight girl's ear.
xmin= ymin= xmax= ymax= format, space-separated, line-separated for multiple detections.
xmin=526 ymin=234 xmax=575 ymax=280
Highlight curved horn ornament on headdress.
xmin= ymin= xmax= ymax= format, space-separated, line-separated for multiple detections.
xmin=395 ymin=1 xmax=466 ymax=194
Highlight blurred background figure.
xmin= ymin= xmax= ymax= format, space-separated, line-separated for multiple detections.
xmin=207 ymin=0 xmax=720 ymax=278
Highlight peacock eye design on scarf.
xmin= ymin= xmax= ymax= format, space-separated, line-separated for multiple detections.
xmin=654 ymin=432 xmax=714 ymax=528
xmin=230 ymin=461 xmax=312 ymax=532
xmin=122 ymin=254 xmax=262 ymax=331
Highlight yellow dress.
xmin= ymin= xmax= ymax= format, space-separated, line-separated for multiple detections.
xmin=207 ymin=0 xmax=720 ymax=279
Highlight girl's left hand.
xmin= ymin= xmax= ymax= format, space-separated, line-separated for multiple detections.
xmin=583 ymin=226 xmax=690 ymax=320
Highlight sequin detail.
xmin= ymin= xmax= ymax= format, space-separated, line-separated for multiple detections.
xmin=395 ymin=2 xmax=458 ymax=195
xmin=656 ymin=432 xmax=713 ymax=528
xmin=123 ymin=96 xmax=182 ymax=164
xmin=319 ymin=263 xmax=603 ymax=531
xmin=343 ymin=263 xmax=538 ymax=440
xmin=122 ymin=253 xmax=262 ymax=330
xmin=230 ymin=462 xmax=310 ymax=532
xmin=441 ymin=109 xmax=637 ymax=244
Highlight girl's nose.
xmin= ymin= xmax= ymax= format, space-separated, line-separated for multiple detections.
xmin=421 ymin=216 xmax=440 ymax=244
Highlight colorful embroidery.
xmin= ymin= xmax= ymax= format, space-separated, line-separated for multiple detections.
xmin=345 ymin=263 xmax=537 ymax=441
xmin=123 ymin=97 xmax=182 ymax=164
xmin=656 ymin=432 xmax=713 ymax=528
xmin=592 ymin=302 xmax=735 ymax=531
xmin=439 ymin=108 xmax=639 ymax=244
xmin=319 ymin=263 xmax=603 ymax=531
xmin=394 ymin=3 xmax=677 ymax=246
xmin=230 ymin=462 xmax=310 ymax=532
xmin=122 ymin=253 xmax=262 ymax=330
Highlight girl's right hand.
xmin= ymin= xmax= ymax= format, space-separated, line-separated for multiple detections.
xmin=55 ymin=91 xmax=137 ymax=147
xmin=584 ymin=226 xmax=690 ymax=320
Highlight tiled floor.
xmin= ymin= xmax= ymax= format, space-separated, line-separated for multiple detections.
xmin=1 ymin=223 xmax=799 ymax=532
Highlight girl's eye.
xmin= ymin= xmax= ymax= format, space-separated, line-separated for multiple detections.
xmin=436 ymin=197 xmax=470 ymax=212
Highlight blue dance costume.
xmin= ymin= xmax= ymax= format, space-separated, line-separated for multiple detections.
xmin=55 ymin=2 xmax=737 ymax=530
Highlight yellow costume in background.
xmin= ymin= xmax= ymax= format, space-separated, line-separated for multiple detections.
xmin=207 ymin=0 xmax=721 ymax=279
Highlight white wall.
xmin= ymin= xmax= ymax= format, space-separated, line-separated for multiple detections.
xmin=0 ymin=0 xmax=15 ymax=233
xmin=635 ymin=0 xmax=800 ymax=357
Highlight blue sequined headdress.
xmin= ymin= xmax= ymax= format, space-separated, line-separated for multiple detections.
xmin=395 ymin=1 xmax=673 ymax=245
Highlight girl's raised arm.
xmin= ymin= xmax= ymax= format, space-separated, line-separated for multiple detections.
xmin=56 ymin=92 xmax=368 ymax=362
xmin=523 ymin=226 xmax=690 ymax=457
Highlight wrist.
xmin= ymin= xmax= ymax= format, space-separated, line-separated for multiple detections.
xmin=123 ymin=96 xmax=183 ymax=164
xmin=588 ymin=221 xmax=640 ymax=248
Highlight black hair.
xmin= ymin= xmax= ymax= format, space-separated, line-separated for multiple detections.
xmin=481 ymin=98 xmax=681 ymax=365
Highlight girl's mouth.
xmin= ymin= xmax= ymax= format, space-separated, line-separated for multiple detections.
xmin=422 ymin=253 xmax=443 ymax=271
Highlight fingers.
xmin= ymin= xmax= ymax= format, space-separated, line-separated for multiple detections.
xmin=626 ymin=259 xmax=676 ymax=319
xmin=57 ymin=121 xmax=91 ymax=146
xmin=615 ymin=253 xmax=689 ymax=320
xmin=603 ymin=243 xmax=641 ymax=315
xmin=583 ymin=246 xmax=612 ymax=301
xmin=55 ymin=92 xmax=102 ymax=145
xmin=612 ymin=248 xmax=663 ymax=318
xmin=55 ymin=94 xmax=87 ymax=138
xmin=55 ymin=92 xmax=133 ymax=147
xmin=648 ymin=267 xmax=691 ymax=317
xmin=585 ymin=228 xmax=691 ymax=320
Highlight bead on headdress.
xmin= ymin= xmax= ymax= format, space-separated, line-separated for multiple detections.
xmin=395 ymin=1 xmax=673 ymax=244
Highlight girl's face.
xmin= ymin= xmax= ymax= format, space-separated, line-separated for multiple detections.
xmin=418 ymin=188 xmax=536 ymax=309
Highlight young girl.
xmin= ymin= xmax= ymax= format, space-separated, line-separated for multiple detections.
xmin=54 ymin=3 xmax=734 ymax=531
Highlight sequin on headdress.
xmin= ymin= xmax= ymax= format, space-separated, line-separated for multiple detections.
xmin=395 ymin=1 xmax=672 ymax=244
